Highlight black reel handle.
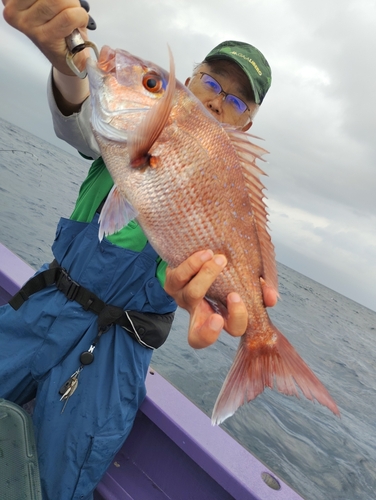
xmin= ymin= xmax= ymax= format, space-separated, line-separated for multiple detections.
xmin=79 ymin=0 xmax=96 ymax=30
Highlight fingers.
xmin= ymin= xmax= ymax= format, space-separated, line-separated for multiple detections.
xmin=165 ymin=249 xmax=213 ymax=288
xmin=187 ymin=306 xmax=224 ymax=349
xmin=3 ymin=0 xmax=34 ymax=9
xmin=188 ymin=293 xmax=247 ymax=348
xmin=223 ymin=292 xmax=248 ymax=337
xmin=165 ymin=250 xmax=227 ymax=312
xmin=260 ymin=277 xmax=278 ymax=308
xmin=37 ymin=5 xmax=89 ymax=36
xmin=4 ymin=1 xmax=84 ymax=30
xmin=183 ymin=254 xmax=227 ymax=306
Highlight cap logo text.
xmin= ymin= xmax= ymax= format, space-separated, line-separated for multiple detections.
xmin=230 ymin=51 xmax=262 ymax=76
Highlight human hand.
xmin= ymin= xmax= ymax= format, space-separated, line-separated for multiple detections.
xmin=165 ymin=250 xmax=248 ymax=348
xmin=3 ymin=0 xmax=89 ymax=75
xmin=165 ymin=250 xmax=277 ymax=349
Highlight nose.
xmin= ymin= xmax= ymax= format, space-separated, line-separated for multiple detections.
xmin=207 ymin=93 xmax=224 ymax=115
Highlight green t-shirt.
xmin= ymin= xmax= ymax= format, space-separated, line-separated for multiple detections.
xmin=70 ymin=157 xmax=168 ymax=286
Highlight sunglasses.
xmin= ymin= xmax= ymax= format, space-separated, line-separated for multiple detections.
xmin=198 ymin=72 xmax=250 ymax=114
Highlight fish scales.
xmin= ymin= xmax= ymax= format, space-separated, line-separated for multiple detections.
xmin=87 ymin=46 xmax=340 ymax=424
xmin=117 ymin=111 xmax=263 ymax=310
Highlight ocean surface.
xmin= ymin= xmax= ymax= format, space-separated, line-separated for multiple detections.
xmin=1 ymin=117 xmax=375 ymax=500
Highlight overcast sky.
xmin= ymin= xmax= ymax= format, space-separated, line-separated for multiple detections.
xmin=1 ymin=0 xmax=375 ymax=311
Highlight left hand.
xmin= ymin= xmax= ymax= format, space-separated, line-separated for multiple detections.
xmin=164 ymin=250 xmax=249 ymax=349
xmin=2 ymin=0 xmax=90 ymax=75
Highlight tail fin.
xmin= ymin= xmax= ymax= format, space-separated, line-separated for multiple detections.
xmin=211 ymin=323 xmax=340 ymax=425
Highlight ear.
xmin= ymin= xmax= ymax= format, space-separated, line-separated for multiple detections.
xmin=185 ymin=77 xmax=191 ymax=87
xmin=242 ymin=121 xmax=253 ymax=132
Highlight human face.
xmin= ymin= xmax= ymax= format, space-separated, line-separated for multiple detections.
xmin=198 ymin=73 xmax=250 ymax=113
xmin=185 ymin=61 xmax=257 ymax=131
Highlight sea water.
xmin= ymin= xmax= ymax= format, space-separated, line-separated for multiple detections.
xmin=1 ymin=118 xmax=375 ymax=500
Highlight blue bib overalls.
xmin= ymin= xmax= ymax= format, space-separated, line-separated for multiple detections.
xmin=0 ymin=215 xmax=176 ymax=499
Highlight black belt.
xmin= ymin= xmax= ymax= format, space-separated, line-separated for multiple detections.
xmin=8 ymin=260 xmax=174 ymax=350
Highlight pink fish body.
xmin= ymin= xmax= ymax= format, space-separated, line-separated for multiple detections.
xmin=86 ymin=46 xmax=339 ymax=424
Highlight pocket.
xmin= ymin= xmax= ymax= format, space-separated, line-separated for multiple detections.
xmin=74 ymin=421 xmax=138 ymax=497
xmin=144 ymin=277 xmax=176 ymax=313
xmin=74 ymin=434 xmax=124 ymax=498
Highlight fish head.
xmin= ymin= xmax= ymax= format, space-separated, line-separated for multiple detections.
xmin=87 ymin=45 xmax=194 ymax=240
xmin=86 ymin=45 xmax=173 ymax=144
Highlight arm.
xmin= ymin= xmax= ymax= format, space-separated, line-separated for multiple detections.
xmin=3 ymin=0 xmax=99 ymax=156
xmin=48 ymin=70 xmax=101 ymax=158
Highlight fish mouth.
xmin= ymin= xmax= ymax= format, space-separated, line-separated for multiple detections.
xmin=86 ymin=46 xmax=116 ymax=80
xmin=97 ymin=45 xmax=116 ymax=73
xmin=86 ymin=56 xmax=129 ymax=142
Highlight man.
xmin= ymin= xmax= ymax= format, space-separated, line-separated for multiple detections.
xmin=1 ymin=0 xmax=276 ymax=498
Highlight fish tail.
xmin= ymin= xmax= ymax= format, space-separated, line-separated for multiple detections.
xmin=211 ymin=323 xmax=340 ymax=425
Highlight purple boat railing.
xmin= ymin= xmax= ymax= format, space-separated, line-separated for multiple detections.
xmin=0 ymin=242 xmax=303 ymax=500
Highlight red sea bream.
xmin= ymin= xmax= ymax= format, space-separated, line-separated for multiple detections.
xmin=86 ymin=46 xmax=339 ymax=424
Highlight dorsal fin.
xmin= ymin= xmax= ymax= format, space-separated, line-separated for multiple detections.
xmin=225 ymin=126 xmax=279 ymax=293
xmin=128 ymin=46 xmax=176 ymax=167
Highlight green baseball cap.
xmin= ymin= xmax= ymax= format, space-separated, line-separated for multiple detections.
xmin=204 ymin=40 xmax=272 ymax=105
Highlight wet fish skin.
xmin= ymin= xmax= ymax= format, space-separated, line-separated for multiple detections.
xmin=86 ymin=46 xmax=340 ymax=424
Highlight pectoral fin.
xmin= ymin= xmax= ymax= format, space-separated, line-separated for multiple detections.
xmin=98 ymin=185 xmax=138 ymax=240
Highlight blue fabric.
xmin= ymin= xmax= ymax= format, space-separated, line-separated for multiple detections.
xmin=0 ymin=215 xmax=176 ymax=499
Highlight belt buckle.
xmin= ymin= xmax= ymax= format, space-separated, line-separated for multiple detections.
xmin=56 ymin=268 xmax=80 ymax=301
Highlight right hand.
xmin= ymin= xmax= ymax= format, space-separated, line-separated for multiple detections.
xmin=164 ymin=250 xmax=249 ymax=349
xmin=3 ymin=0 xmax=89 ymax=75
xmin=164 ymin=250 xmax=278 ymax=349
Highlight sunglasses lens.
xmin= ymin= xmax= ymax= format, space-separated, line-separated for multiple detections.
xmin=225 ymin=94 xmax=247 ymax=113
xmin=200 ymin=74 xmax=221 ymax=94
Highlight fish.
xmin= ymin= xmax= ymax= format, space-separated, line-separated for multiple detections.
xmin=86 ymin=45 xmax=340 ymax=424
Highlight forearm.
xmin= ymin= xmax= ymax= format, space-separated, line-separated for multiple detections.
xmin=52 ymin=67 xmax=90 ymax=116
xmin=48 ymin=70 xmax=100 ymax=159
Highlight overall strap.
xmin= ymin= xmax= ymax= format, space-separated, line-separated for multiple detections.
xmin=8 ymin=265 xmax=62 ymax=310
xmin=9 ymin=260 xmax=112 ymax=317
xmin=8 ymin=261 xmax=173 ymax=350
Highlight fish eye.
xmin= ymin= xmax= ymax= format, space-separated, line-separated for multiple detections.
xmin=142 ymin=72 xmax=164 ymax=93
